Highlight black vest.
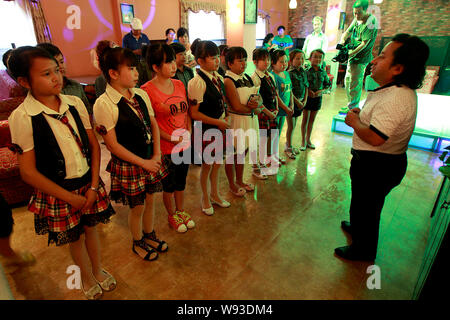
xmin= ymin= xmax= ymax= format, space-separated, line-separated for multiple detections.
xmin=224 ymin=73 xmax=254 ymax=89
xmin=258 ymin=74 xmax=277 ymax=112
xmin=31 ymin=105 xmax=91 ymax=186
xmin=115 ymin=93 xmax=153 ymax=159
xmin=196 ymin=69 xmax=226 ymax=131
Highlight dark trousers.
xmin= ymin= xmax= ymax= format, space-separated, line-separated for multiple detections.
xmin=349 ymin=149 xmax=407 ymax=258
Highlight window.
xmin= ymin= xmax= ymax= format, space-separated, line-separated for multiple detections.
xmin=188 ymin=10 xmax=225 ymax=45
xmin=256 ymin=16 xmax=267 ymax=47
xmin=0 ymin=1 xmax=36 ymax=70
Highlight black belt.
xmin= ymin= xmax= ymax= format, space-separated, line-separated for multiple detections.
xmin=228 ymin=110 xmax=254 ymax=117
xmin=60 ymin=170 xmax=92 ymax=191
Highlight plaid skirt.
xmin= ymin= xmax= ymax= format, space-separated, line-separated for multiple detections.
xmin=107 ymin=155 xmax=169 ymax=208
xmin=28 ymin=178 xmax=115 ymax=246
xmin=258 ymin=112 xmax=278 ymax=130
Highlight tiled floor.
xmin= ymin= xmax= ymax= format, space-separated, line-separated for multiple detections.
xmin=4 ymin=88 xmax=444 ymax=300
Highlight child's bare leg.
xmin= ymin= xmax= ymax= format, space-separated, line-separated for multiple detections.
xmin=143 ymin=193 xmax=167 ymax=251
xmin=174 ymin=191 xmax=184 ymax=212
xmin=129 ymin=205 xmax=144 ymax=241
xmin=200 ymin=163 xmax=213 ymax=208
xmin=163 ymin=192 xmax=176 ymax=215
xmin=84 ymin=226 xmax=107 ymax=282
xmin=69 ymin=235 xmax=97 ymax=290
xmin=285 ymin=114 xmax=294 ymax=149
xmin=306 ymin=110 xmax=318 ymax=145
xmin=301 ymin=111 xmax=309 ymax=148
xmin=210 ymin=163 xmax=224 ymax=202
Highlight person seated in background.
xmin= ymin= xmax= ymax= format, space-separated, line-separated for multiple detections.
xmin=177 ymin=27 xmax=197 ymax=69
xmin=122 ymin=17 xmax=150 ymax=58
xmin=0 ymin=49 xmax=27 ymax=99
xmin=37 ymin=43 xmax=91 ymax=114
xmin=272 ymin=26 xmax=294 ymax=56
xmin=165 ymin=28 xmax=176 ymax=45
xmin=262 ymin=33 xmax=278 ymax=51
xmin=218 ymin=45 xmax=229 ymax=77
xmin=170 ymin=43 xmax=194 ymax=96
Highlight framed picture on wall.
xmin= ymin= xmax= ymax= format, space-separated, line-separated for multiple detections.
xmin=244 ymin=0 xmax=257 ymax=24
xmin=120 ymin=3 xmax=134 ymax=24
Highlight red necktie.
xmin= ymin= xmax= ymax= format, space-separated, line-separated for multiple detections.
xmin=49 ymin=112 xmax=87 ymax=158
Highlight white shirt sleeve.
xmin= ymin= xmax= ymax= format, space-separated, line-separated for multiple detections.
xmin=8 ymin=106 xmax=34 ymax=153
xmin=188 ymin=76 xmax=206 ymax=104
xmin=93 ymin=95 xmax=118 ymax=132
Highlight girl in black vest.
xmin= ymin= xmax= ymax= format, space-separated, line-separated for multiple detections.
xmin=188 ymin=41 xmax=231 ymax=216
xmin=93 ymin=47 xmax=169 ymax=262
xmin=8 ymin=46 xmax=116 ymax=300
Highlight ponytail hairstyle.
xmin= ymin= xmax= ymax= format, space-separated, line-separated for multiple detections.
xmin=146 ymin=43 xmax=176 ymax=73
xmin=97 ymin=46 xmax=138 ymax=83
xmin=193 ymin=40 xmax=219 ymax=62
xmin=8 ymin=46 xmax=56 ymax=83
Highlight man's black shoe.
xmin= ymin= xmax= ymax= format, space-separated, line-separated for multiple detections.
xmin=334 ymin=245 xmax=375 ymax=261
xmin=341 ymin=220 xmax=352 ymax=235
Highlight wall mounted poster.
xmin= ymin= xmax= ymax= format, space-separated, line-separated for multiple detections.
xmin=244 ymin=0 xmax=257 ymax=24
xmin=120 ymin=4 xmax=134 ymax=24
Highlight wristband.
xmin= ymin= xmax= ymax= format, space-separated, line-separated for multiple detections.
xmin=90 ymin=186 xmax=98 ymax=192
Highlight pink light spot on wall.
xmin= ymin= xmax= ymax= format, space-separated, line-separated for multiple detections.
xmin=63 ymin=27 xmax=74 ymax=42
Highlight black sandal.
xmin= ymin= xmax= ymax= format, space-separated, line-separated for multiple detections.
xmin=143 ymin=230 xmax=169 ymax=253
xmin=132 ymin=239 xmax=158 ymax=261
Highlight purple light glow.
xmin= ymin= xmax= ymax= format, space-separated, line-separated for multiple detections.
xmin=63 ymin=27 xmax=74 ymax=42
xmin=89 ymin=0 xmax=113 ymax=30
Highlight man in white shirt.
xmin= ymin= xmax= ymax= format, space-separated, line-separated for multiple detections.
xmin=334 ymin=33 xmax=429 ymax=261
xmin=302 ymin=16 xmax=328 ymax=61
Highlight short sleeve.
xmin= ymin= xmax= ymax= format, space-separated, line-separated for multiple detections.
xmin=66 ymin=95 xmax=92 ymax=129
xmin=134 ymin=88 xmax=155 ymax=117
xmin=8 ymin=106 xmax=34 ymax=153
xmin=93 ymin=96 xmax=117 ymax=132
xmin=187 ymin=76 xmax=206 ymax=104
xmin=287 ymin=35 xmax=294 ymax=45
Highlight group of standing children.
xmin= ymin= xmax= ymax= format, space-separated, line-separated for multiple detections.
xmin=5 ymin=39 xmax=330 ymax=300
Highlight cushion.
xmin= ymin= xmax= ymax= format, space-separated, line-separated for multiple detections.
xmin=0 ymin=96 xmax=25 ymax=120
xmin=0 ymin=120 xmax=11 ymax=147
xmin=0 ymin=147 xmax=20 ymax=179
